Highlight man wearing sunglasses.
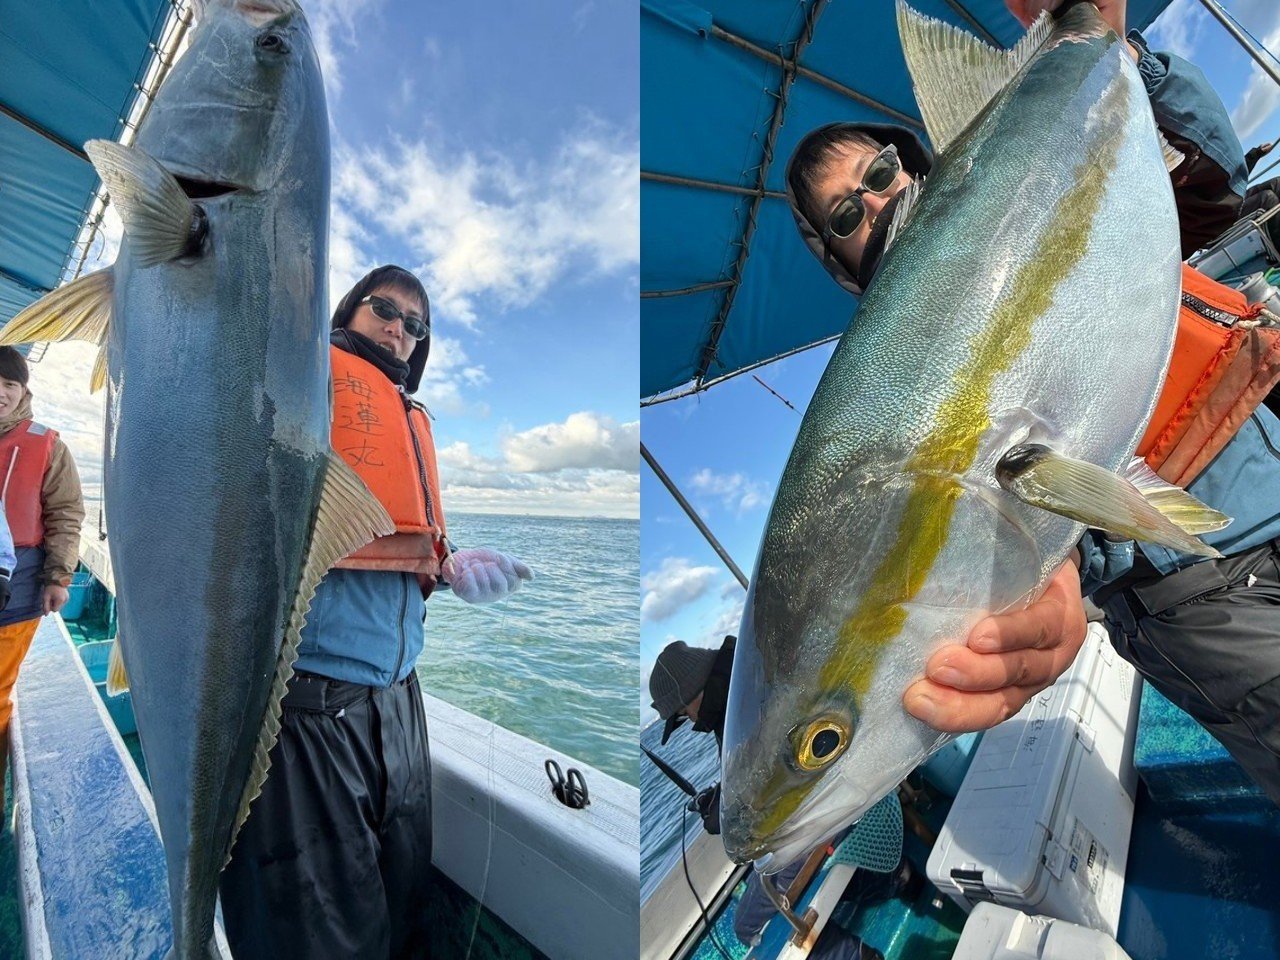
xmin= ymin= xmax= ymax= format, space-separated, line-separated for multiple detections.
xmin=220 ymin=265 xmax=531 ymax=958
xmin=784 ymin=0 xmax=1280 ymax=804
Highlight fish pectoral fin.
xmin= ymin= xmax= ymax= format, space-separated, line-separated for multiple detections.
xmin=0 ymin=268 xmax=113 ymax=354
xmin=227 ymin=452 xmax=395 ymax=860
xmin=896 ymin=1 xmax=1052 ymax=154
xmin=85 ymin=140 xmax=205 ymax=266
xmin=996 ymin=444 xmax=1230 ymax=558
xmin=106 ymin=636 xmax=129 ymax=696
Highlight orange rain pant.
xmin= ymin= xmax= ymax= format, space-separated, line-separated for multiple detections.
xmin=0 ymin=619 xmax=40 ymax=731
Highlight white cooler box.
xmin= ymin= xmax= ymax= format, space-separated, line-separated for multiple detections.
xmin=926 ymin=622 xmax=1141 ymax=936
xmin=953 ymin=903 xmax=1133 ymax=960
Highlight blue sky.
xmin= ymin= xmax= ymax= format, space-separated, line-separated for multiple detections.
xmin=638 ymin=0 xmax=1280 ymax=721
xmin=30 ymin=0 xmax=639 ymax=518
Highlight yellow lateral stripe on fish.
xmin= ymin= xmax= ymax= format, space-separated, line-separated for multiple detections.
xmin=823 ymin=80 xmax=1127 ymax=703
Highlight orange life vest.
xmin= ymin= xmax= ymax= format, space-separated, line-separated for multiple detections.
xmin=1138 ymin=264 xmax=1280 ymax=486
xmin=329 ymin=346 xmax=446 ymax=576
xmin=0 ymin=420 xmax=56 ymax=548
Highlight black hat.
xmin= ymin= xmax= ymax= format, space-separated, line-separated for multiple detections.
xmin=0 ymin=347 xmax=30 ymax=386
xmin=331 ymin=265 xmax=431 ymax=393
xmin=650 ymin=640 xmax=719 ymax=744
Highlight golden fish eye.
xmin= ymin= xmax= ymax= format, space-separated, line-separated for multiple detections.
xmin=796 ymin=720 xmax=848 ymax=771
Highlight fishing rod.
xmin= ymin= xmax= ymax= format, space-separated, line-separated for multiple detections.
xmin=640 ymin=743 xmax=698 ymax=797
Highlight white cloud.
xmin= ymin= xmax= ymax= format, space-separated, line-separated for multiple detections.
xmin=414 ymin=334 xmax=488 ymax=418
xmin=641 ymin=557 xmax=719 ymax=622
xmin=26 ymin=341 xmax=107 ymax=505
xmin=1231 ymin=21 xmax=1280 ymax=142
xmin=1147 ymin=0 xmax=1210 ymax=60
xmin=331 ymin=122 xmax=638 ymax=326
xmin=305 ymin=0 xmax=384 ymax=97
xmin=689 ymin=467 xmax=768 ymax=514
xmin=503 ymin=412 xmax=638 ymax=472
xmin=435 ymin=411 xmax=639 ymax=517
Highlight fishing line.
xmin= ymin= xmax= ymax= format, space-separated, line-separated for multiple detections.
xmin=680 ymin=802 xmax=735 ymax=960
xmin=462 ymin=602 xmax=507 ymax=960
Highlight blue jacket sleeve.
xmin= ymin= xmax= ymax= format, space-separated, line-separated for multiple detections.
xmin=0 ymin=510 xmax=15 ymax=578
xmin=1077 ymin=532 xmax=1135 ymax=599
xmin=1129 ymin=30 xmax=1248 ymax=254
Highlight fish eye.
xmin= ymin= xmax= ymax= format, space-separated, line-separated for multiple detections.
xmin=256 ymin=32 xmax=289 ymax=54
xmin=794 ymin=719 xmax=849 ymax=771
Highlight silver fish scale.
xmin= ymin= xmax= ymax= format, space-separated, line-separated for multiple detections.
xmin=722 ymin=7 xmax=1181 ymax=872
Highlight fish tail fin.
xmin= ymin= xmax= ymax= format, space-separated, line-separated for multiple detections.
xmin=0 ymin=268 xmax=113 ymax=354
xmin=85 ymin=140 xmax=204 ymax=266
xmin=896 ymin=0 xmax=1052 ymax=153
xmin=997 ymin=444 xmax=1230 ymax=558
xmin=225 ymin=453 xmax=393 ymax=863
xmin=105 ymin=637 xmax=129 ymax=696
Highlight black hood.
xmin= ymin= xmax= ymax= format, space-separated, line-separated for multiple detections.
xmin=330 ymin=264 xmax=431 ymax=393
xmin=784 ymin=122 xmax=933 ymax=297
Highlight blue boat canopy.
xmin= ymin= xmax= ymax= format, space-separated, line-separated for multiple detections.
xmin=0 ymin=1 xmax=173 ymax=325
xmin=640 ymin=0 xmax=1174 ymax=401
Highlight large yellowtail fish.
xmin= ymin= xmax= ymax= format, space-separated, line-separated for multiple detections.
xmin=0 ymin=1 xmax=393 ymax=955
xmin=719 ymin=1 xmax=1228 ymax=871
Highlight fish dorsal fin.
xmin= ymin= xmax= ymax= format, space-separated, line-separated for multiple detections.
xmin=91 ymin=343 xmax=109 ymax=394
xmin=0 ymin=268 xmax=113 ymax=351
xmin=106 ymin=636 xmax=129 ymax=697
xmin=885 ymin=176 xmax=924 ymax=253
xmin=995 ymin=444 xmax=1231 ymax=558
xmin=226 ymin=451 xmax=394 ymax=860
xmin=85 ymin=140 xmax=200 ymax=267
xmin=896 ymin=1 xmax=1053 ymax=154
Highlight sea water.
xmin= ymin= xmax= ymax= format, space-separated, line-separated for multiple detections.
xmin=417 ymin=512 xmax=639 ymax=786
xmin=640 ymin=717 xmax=721 ymax=900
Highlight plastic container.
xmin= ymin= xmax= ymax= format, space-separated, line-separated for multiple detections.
xmin=926 ymin=623 xmax=1141 ymax=937
xmin=921 ymin=731 xmax=982 ymax=797
xmin=952 ymin=902 xmax=1132 ymax=960
xmin=59 ymin=570 xmax=95 ymax=621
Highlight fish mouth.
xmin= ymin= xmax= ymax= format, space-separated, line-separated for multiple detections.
xmin=172 ymin=174 xmax=242 ymax=200
xmin=726 ymin=775 xmax=861 ymax=873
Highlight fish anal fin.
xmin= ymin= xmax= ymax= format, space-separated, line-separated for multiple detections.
xmin=106 ymin=636 xmax=129 ymax=696
xmin=225 ymin=452 xmax=394 ymax=860
xmin=996 ymin=444 xmax=1229 ymax=558
xmin=0 ymin=269 xmax=113 ymax=350
xmin=896 ymin=1 xmax=1052 ymax=154
xmin=85 ymin=140 xmax=203 ymax=267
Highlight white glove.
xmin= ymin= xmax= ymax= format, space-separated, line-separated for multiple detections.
xmin=443 ymin=547 xmax=534 ymax=604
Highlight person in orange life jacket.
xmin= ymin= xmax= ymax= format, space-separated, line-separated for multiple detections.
xmin=0 ymin=346 xmax=84 ymax=801
xmin=787 ymin=1 xmax=1280 ymax=799
xmin=219 ymin=266 xmax=531 ymax=960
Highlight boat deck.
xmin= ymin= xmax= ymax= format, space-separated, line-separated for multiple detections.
xmin=0 ymin=558 xmax=638 ymax=958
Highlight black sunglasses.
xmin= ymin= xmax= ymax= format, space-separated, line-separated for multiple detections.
xmin=822 ymin=144 xmax=902 ymax=242
xmin=361 ymin=294 xmax=429 ymax=341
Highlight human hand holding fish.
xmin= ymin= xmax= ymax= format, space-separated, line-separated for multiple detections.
xmin=444 ymin=547 xmax=534 ymax=604
xmin=902 ymin=554 xmax=1088 ymax=733
xmin=1006 ymin=0 xmax=1140 ymax=61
